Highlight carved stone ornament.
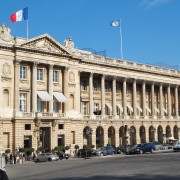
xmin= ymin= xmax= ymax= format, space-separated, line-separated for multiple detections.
xmin=2 ymin=63 xmax=11 ymax=76
xmin=35 ymin=119 xmax=41 ymax=127
xmin=0 ymin=24 xmax=14 ymax=43
xmin=69 ymin=71 xmax=75 ymax=82
xmin=24 ymin=38 xmax=66 ymax=54
xmin=64 ymin=37 xmax=74 ymax=48
xmin=52 ymin=120 xmax=57 ymax=127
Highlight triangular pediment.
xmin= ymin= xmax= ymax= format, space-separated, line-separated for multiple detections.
xmin=20 ymin=34 xmax=72 ymax=56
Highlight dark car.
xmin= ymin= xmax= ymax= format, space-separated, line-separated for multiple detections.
xmin=116 ymin=145 xmax=132 ymax=154
xmin=106 ymin=146 xmax=116 ymax=155
xmin=77 ymin=148 xmax=95 ymax=158
xmin=129 ymin=143 xmax=154 ymax=154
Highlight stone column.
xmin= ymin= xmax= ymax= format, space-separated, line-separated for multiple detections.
xmin=49 ymin=65 xmax=53 ymax=113
xmin=146 ymin=129 xmax=149 ymax=143
xmin=175 ymin=85 xmax=179 ymax=117
xmin=92 ymin=130 xmax=96 ymax=148
xmin=89 ymin=72 xmax=94 ymax=116
xmin=32 ymin=62 xmax=37 ymax=113
xmin=133 ymin=79 xmax=137 ymax=117
xmin=14 ymin=60 xmax=21 ymax=115
xmin=104 ymin=128 xmax=108 ymax=146
xmin=77 ymin=71 xmax=81 ymax=112
xmin=112 ymin=77 xmax=117 ymax=117
xmin=123 ymin=78 xmax=127 ymax=117
xmin=136 ymin=129 xmax=140 ymax=144
xmin=167 ymin=84 xmax=171 ymax=117
xmin=63 ymin=67 xmax=69 ymax=114
xmin=101 ymin=75 xmax=105 ymax=116
xmin=160 ymin=83 xmax=164 ymax=117
xmin=115 ymin=127 xmax=119 ymax=147
xmin=151 ymin=83 xmax=155 ymax=117
xmin=142 ymin=81 xmax=146 ymax=117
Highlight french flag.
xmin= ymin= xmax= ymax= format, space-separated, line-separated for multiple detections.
xmin=10 ymin=7 xmax=28 ymax=22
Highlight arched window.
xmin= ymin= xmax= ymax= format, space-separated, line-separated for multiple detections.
xmin=70 ymin=94 xmax=74 ymax=109
xmin=3 ymin=89 xmax=9 ymax=107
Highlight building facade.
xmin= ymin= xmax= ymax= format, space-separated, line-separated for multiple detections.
xmin=0 ymin=24 xmax=180 ymax=154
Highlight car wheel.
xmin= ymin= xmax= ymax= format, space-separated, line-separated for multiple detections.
xmin=100 ymin=153 xmax=103 ymax=156
xmin=48 ymin=158 xmax=52 ymax=161
xmin=35 ymin=159 xmax=39 ymax=163
xmin=150 ymin=149 xmax=153 ymax=153
xmin=59 ymin=157 xmax=63 ymax=160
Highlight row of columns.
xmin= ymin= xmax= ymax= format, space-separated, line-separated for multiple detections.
xmin=88 ymin=73 xmax=179 ymax=117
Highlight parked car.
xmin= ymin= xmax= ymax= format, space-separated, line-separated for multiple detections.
xmin=56 ymin=152 xmax=70 ymax=160
xmin=173 ymin=141 xmax=180 ymax=152
xmin=96 ymin=146 xmax=116 ymax=156
xmin=106 ymin=146 xmax=116 ymax=155
xmin=96 ymin=147 xmax=108 ymax=156
xmin=77 ymin=148 xmax=95 ymax=158
xmin=34 ymin=153 xmax=59 ymax=162
xmin=116 ymin=145 xmax=132 ymax=154
xmin=151 ymin=142 xmax=162 ymax=150
xmin=128 ymin=143 xmax=154 ymax=154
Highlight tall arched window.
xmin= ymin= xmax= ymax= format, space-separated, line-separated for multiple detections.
xmin=3 ymin=89 xmax=9 ymax=107
xmin=70 ymin=94 xmax=74 ymax=109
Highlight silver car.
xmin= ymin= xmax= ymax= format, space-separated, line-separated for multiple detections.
xmin=34 ymin=153 xmax=59 ymax=162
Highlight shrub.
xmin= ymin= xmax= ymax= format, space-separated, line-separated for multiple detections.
xmin=19 ymin=148 xmax=25 ymax=153
xmin=90 ymin=144 xmax=95 ymax=149
xmin=74 ymin=145 xmax=79 ymax=150
xmin=37 ymin=146 xmax=44 ymax=152
xmin=5 ymin=149 xmax=10 ymax=154
xmin=96 ymin=144 xmax=103 ymax=149
xmin=24 ymin=148 xmax=34 ymax=156
xmin=65 ymin=146 xmax=70 ymax=151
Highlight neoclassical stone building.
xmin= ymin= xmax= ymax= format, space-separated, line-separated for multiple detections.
xmin=0 ymin=24 xmax=180 ymax=153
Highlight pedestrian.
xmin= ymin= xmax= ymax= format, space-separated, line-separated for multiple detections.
xmin=33 ymin=153 xmax=36 ymax=161
xmin=9 ymin=154 xmax=13 ymax=164
xmin=13 ymin=154 xmax=17 ymax=164
xmin=0 ymin=169 xmax=9 ymax=180
xmin=5 ymin=155 xmax=8 ymax=165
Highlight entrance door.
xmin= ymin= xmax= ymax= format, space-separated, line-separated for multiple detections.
xmin=40 ymin=127 xmax=51 ymax=152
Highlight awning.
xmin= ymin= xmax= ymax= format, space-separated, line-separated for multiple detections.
xmin=105 ymin=103 xmax=112 ymax=111
xmin=146 ymin=106 xmax=151 ymax=113
xmin=127 ymin=104 xmax=133 ymax=112
xmin=53 ymin=92 xmax=67 ymax=103
xmin=163 ymin=108 xmax=167 ymax=114
xmin=37 ymin=91 xmax=51 ymax=101
xmin=117 ymin=104 xmax=123 ymax=112
xmin=137 ymin=105 xmax=142 ymax=112
xmin=155 ymin=107 xmax=159 ymax=113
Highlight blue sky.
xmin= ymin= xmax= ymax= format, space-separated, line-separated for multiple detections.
xmin=1 ymin=0 xmax=180 ymax=69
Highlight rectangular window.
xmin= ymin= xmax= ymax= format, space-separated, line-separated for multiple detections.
xmin=82 ymin=102 xmax=87 ymax=114
xmin=37 ymin=68 xmax=43 ymax=80
xmin=82 ymin=80 xmax=87 ymax=91
xmin=105 ymin=83 xmax=109 ymax=92
xmin=58 ymin=124 xmax=64 ymax=129
xmin=71 ymin=131 xmax=75 ymax=144
xmin=94 ymin=103 xmax=99 ymax=112
xmin=53 ymin=70 xmax=58 ymax=82
xmin=53 ymin=96 xmax=59 ymax=112
xmin=25 ymin=124 xmax=31 ymax=130
xmin=20 ymin=66 xmax=27 ymax=79
xmin=19 ymin=93 xmax=27 ymax=112
xmin=3 ymin=133 xmax=9 ymax=148
xmin=94 ymin=83 xmax=98 ymax=92
xmin=37 ymin=97 xmax=42 ymax=112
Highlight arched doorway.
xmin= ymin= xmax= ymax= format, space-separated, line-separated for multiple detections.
xmin=149 ymin=126 xmax=156 ymax=142
xmin=174 ymin=125 xmax=179 ymax=140
xmin=83 ymin=126 xmax=93 ymax=146
xmin=96 ymin=126 xmax=104 ymax=147
xmin=119 ymin=126 xmax=126 ymax=145
xmin=158 ymin=126 xmax=163 ymax=144
xmin=130 ymin=126 xmax=136 ymax=145
xmin=166 ymin=125 xmax=172 ymax=140
xmin=108 ymin=126 xmax=115 ymax=146
xmin=140 ymin=126 xmax=146 ymax=143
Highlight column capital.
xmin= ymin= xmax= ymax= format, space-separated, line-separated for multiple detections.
xmin=90 ymin=72 xmax=94 ymax=76
xmin=33 ymin=61 xmax=39 ymax=67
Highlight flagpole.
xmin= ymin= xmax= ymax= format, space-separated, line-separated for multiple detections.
xmin=26 ymin=5 xmax=28 ymax=40
xmin=119 ymin=17 xmax=123 ymax=60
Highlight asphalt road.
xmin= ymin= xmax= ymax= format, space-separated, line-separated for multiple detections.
xmin=5 ymin=150 xmax=180 ymax=180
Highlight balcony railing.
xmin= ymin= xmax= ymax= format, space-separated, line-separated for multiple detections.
xmin=13 ymin=111 xmax=180 ymax=121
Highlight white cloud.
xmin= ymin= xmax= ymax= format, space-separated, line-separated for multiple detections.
xmin=140 ymin=0 xmax=171 ymax=8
